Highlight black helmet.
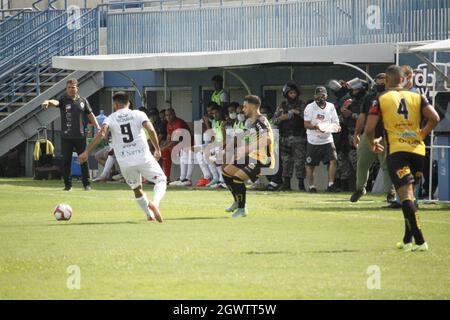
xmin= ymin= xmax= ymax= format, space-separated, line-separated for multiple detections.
xmin=282 ymin=81 xmax=300 ymax=98
xmin=347 ymin=78 xmax=369 ymax=91
xmin=326 ymin=79 xmax=342 ymax=92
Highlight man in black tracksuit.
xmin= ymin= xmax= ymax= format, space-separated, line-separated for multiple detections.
xmin=273 ymin=81 xmax=307 ymax=191
xmin=42 ymin=79 xmax=100 ymax=191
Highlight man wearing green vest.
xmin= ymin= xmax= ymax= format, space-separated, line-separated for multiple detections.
xmin=211 ymin=75 xmax=229 ymax=110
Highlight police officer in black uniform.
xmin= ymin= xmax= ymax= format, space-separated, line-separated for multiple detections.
xmin=273 ymin=81 xmax=307 ymax=191
xmin=42 ymin=79 xmax=100 ymax=191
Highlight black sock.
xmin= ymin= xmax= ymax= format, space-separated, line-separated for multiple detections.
xmin=401 ymin=212 xmax=413 ymax=244
xmin=233 ymin=178 xmax=246 ymax=209
xmin=222 ymin=172 xmax=237 ymax=202
xmin=402 ymin=200 xmax=425 ymax=245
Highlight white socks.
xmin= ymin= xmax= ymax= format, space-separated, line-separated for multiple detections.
xmin=180 ymin=149 xmax=194 ymax=181
xmin=152 ymin=180 xmax=167 ymax=207
xmin=100 ymin=155 xmax=116 ymax=178
xmin=136 ymin=194 xmax=154 ymax=219
xmin=216 ymin=166 xmax=224 ymax=183
xmin=196 ymin=151 xmax=211 ymax=179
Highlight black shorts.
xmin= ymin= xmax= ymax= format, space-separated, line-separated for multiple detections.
xmin=387 ymin=152 xmax=425 ymax=190
xmin=306 ymin=142 xmax=337 ymax=167
xmin=233 ymin=156 xmax=267 ymax=183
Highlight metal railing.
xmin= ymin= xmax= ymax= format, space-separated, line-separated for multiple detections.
xmin=106 ymin=0 xmax=450 ymax=54
xmin=0 ymin=8 xmax=36 ymax=35
xmin=0 ymin=10 xmax=65 ymax=60
xmin=0 ymin=7 xmax=99 ymax=113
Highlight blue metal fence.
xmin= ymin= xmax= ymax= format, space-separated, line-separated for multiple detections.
xmin=107 ymin=0 xmax=450 ymax=54
xmin=0 ymin=7 xmax=100 ymax=113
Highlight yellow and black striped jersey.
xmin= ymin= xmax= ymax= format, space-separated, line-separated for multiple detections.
xmin=368 ymin=89 xmax=430 ymax=156
xmin=246 ymin=115 xmax=275 ymax=169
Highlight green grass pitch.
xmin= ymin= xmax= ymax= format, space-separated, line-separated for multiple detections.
xmin=0 ymin=178 xmax=449 ymax=299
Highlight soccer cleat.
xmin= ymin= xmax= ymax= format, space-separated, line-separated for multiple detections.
xmin=112 ymin=173 xmax=123 ymax=181
xmin=396 ymin=242 xmax=413 ymax=252
xmin=386 ymin=190 xmax=396 ymax=203
xmin=63 ymin=186 xmax=72 ymax=191
xmin=309 ymin=186 xmax=317 ymax=193
xmin=412 ymin=242 xmax=429 ymax=252
xmin=327 ymin=184 xmax=340 ymax=192
xmin=93 ymin=176 xmax=107 ymax=183
xmin=225 ymin=201 xmax=239 ymax=213
xmin=266 ymin=182 xmax=280 ymax=191
xmin=350 ymin=188 xmax=366 ymax=202
xmin=206 ymin=179 xmax=219 ymax=187
xmin=179 ymin=179 xmax=192 ymax=187
xmin=83 ymin=185 xmax=91 ymax=191
xmin=232 ymin=208 xmax=248 ymax=219
xmin=148 ymin=202 xmax=163 ymax=223
xmin=384 ymin=202 xmax=402 ymax=209
xmin=210 ymin=182 xmax=223 ymax=189
xmin=196 ymin=178 xmax=211 ymax=187
xmin=169 ymin=179 xmax=182 ymax=186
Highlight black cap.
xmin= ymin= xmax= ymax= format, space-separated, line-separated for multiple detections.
xmin=315 ymin=86 xmax=328 ymax=95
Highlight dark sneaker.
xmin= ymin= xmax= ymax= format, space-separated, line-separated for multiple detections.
xmin=266 ymin=183 xmax=280 ymax=191
xmin=383 ymin=202 xmax=402 ymax=209
xmin=350 ymin=188 xmax=367 ymax=202
xmin=387 ymin=190 xmax=396 ymax=203
xmin=309 ymin=186 xmax=318 ymax=193
xmin=63 ymin=186 xmax=72 ymax=191
xmin=83 ymin=185 xmax=91 ymax=191
xmin=327 ymin=184 xmax=340 ymax=193
xmin=298 ymin=179 xmax=306 ymax=191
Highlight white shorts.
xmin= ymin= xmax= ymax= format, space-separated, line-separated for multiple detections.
xmin=121 ymin=158 xmax=167 ymax=189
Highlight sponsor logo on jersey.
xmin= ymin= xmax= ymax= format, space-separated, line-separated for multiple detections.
xmin=396 ymin=166 xmax=411 ymax=179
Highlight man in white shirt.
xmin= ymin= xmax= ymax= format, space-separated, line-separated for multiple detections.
xmin=78 ymin=92 xmax=167 ymax=222
xmin=303 ymin=86 xmax=341 ymax=193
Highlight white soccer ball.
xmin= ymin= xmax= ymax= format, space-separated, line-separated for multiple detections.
xmin=53 ymin=203 xmax=72 ymax=221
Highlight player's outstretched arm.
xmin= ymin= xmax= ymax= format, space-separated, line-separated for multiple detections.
xmin=143 ymin=121 xmax=161 ymax=160
xmin=79 ymin=124 xmax=109 ymax=164
xmin=41 ymin=99 xmax=59 ymax=109
xmin=420 ymin=104 xmax=440 ymax=140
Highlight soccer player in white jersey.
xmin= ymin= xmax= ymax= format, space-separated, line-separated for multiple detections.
xmin=79 ymin=92 xmax=167 ymax=222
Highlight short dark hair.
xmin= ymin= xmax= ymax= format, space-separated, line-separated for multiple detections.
xmin=112 ymin=91 xmax=129 ymax=105
xmin=243 ymin=95 xmax=261 ymax=107
xmin=165 ymin=108 xmax=176 ymax=115
xmin=228 ymin=101 xmax=240 ymax=109
xmin=66 ymin=79 xmax=78 ymax=87
xmin=207 ymin=101 xmax=220 ymax=109
xmin=386 ymin=65 xmax=403 ymax=85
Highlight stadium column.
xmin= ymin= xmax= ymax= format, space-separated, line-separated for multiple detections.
xmin=192 ymin=84 xmax=202 ymax=121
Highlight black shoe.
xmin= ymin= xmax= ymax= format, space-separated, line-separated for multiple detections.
xmin=350 ymin=188 xmax=366 ymax=202
xmin=266 ymin=183 xmax=280 ymax=191
xmin=309 ymin=186 xmax=317 ymax=193
xmin=280 ymin=179 xmax=291 ymax=191
xmin=327 ymin=184 xmax=340 ymax=193
xmin=298 ymin=179 xmax=306 ymax=191
xmin=384 ymin=202 xmax=402 ymax=209
xmin=386 ymin=190 xmax=396 ymax=203
xmin=63 ymin=186 xmax=72 ymax=191
xmin=83 ymin=185 xmax=91 ymax=191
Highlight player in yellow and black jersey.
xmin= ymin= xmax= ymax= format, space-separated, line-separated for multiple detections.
xmin=222 ymin=95 xmax=275 ymax=219
xmin=365 ymin=65 xmax=440 ymax=252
